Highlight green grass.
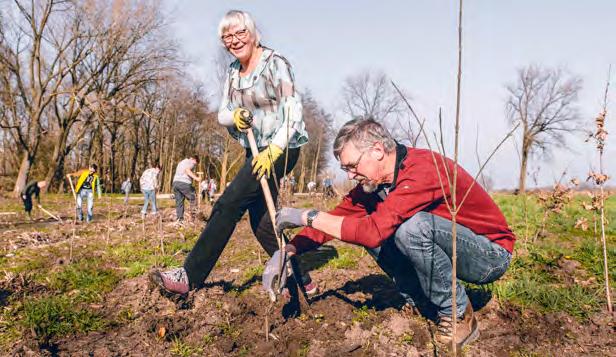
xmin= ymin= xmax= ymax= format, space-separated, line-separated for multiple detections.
xmin=322 ymin=246 xmax=362 ymax=270
xmin=170 ymin=336 xmax=202 ymax=357
xmin=46 ymin=261 xmax=121 ymax=303
xmin=22 ymin=295 xmax=107 ymax=341
xmin=492 ymin=237 xmax=611 ymax=320
xmin=242 ymin=265 xmax=264 ymax=284
xmin=489 ymin=193 xmax=616 ymax=321
xmin=352 ymin=305 xmax=372 ymax=323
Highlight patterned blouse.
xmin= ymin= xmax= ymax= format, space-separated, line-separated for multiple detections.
xmin=217 ymin=47 xmax=309 ymax=149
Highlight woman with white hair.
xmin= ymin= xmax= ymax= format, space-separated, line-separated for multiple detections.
xmin=151 ymin=10 xmax=316 ymax=296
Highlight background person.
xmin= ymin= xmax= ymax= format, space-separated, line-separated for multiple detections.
xmin=199 ymin=178 xmax=209 ymax=202
xmin=67 ymin=164 xmax=102 ymax=223
xmin=121 ymin=177 xmax=132 ymax=204
xmin=207 ymin=178 xmax=217 ymax=203
xmin=21 ymin=180 xmax=47 ymax=220
xmin=172 ymin=155 xmax=201 ymax=223
xmin=140 ymin=164 xmax=161 ymax=218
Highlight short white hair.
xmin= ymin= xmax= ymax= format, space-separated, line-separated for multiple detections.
xmin=218 ymin=10 xmax=261 ymax=46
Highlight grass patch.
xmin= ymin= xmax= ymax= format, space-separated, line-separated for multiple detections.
xmin=322 ymin=246 xmax=362 ymax=270
xmin=22 ymin=295 xmax=106 ymax=341
xmin=46 ymin=261 xmax=121 ymax=302
xmin=352 ymin=305 xmax=372 ymax=323
xmin=170 ymin=336 xmax=202 ymax=357
xmin=494 ymin=250 xmax=604 ymax=320
xmin=242 ymin=265 xmax=264 ymax=284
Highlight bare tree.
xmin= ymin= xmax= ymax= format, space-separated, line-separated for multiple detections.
xmin=505 ymin=65 xmax=582 ymax=193
xmin=341 ymin=69 xmax=420 ymax=146
xmin=0 ymin=0 xmax=77 ymax=196
xmin=341 ymin=69 xmax=404 ymax=121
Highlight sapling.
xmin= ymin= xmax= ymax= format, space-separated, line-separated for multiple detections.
xmin=584 ymin=72 xmax=612 ymax=312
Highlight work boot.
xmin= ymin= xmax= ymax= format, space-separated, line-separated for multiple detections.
xmin=149 ymin=267 xmax=189 ymax=295
xmin=401 ymin=303 xmax=422 ymax=317
xmin=436 ymin=301 xmax=479 ymax=349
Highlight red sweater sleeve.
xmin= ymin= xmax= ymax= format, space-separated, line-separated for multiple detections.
xmin=340 ymin=174 xmax=447 ymax=248
xmin=289 ymin=189 xmax=369 ymax=254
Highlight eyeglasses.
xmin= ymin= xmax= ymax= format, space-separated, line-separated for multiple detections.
xmin=221 ymin=28 xmax=249 ymax=44
xmin=340 ymin=150 xmax=367 ymax=173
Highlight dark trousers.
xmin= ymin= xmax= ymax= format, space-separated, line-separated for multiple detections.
xmin=184 ymin=148 xmax=299 ymax=288
xmin=173 ymin=181 xmax=196 ymax=221
xmin=22 ymin=196 xmax=33 ymax=213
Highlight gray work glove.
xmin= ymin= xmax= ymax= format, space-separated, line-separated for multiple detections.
xmin=262 ymin=249 xmax=290 ymax=302
xmin=275 ymin=207 xmax=307 ymax=232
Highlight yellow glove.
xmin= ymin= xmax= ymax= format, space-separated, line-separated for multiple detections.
xmin=232 ymin=108 xmax=252 ymax=131
xmin=252 ymin=144 xmax=284 ymax=179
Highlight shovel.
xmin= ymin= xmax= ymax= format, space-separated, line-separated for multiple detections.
xmin=242 ymin=111 xmax=310 ymax=310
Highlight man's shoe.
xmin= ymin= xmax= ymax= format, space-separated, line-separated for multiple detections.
xmin=436 ymin=301 xmax=479 ymax=349
xmin=401 ymin=303 xmax=422 ymax=317
xmin=149 ymin=267 xmax=189 ymax=295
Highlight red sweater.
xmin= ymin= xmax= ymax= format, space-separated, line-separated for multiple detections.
xmin=290 ymin=146 xmax=515 ymax=254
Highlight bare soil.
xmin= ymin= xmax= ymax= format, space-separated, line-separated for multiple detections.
xmin=1 ymin=196 xmax=615 ymax=356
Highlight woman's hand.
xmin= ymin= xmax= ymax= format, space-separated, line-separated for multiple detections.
xmin=252 ymin=144 xmax=283 ymax=178
xmin=232 ymin=108 xmax=252 ymax=131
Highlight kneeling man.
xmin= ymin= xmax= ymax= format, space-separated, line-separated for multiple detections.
xmin=266 ymin=118 xmax=515 ymax=349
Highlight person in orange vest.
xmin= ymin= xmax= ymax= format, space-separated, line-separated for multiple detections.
xmin=66 ymin=164 xmax=102 ymax=222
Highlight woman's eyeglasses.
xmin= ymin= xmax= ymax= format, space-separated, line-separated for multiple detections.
xmin=221 ymin=29 xmax=249 ymax=44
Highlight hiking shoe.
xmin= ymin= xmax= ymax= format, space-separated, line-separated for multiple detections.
xmin=401 ymin=303 xmax=422 ymax=317
xmin=436 ymin=301 xmax=480 ymax=349
xmin=149 ymin=267 xmax=189 ymax=295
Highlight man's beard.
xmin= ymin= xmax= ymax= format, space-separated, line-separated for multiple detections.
xmin=357 ymin=176 xmax=378 ymax=193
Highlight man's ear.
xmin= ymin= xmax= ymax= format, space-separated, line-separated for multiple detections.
xmin=371 ymin=142 xmax=386 ymax=161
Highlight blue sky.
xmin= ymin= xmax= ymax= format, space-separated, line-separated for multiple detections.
xmin=164 ymin=1 xmax=615 ymax=189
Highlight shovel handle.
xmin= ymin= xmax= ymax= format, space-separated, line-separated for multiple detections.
xmin=245 ymin=128 xmax=282 ymax=251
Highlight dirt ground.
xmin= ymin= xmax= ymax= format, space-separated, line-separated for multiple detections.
xmin=1 ymin=195 xmax=615 ymax=356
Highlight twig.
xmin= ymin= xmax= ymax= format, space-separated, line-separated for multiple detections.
xmin=159 ymin=213 xmax=165 ymax=255
xmin=451 ymin=1 xmax=464 ymax=352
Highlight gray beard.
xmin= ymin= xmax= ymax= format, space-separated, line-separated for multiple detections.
xmin=362 ymin=181 xmax=378 ymax=193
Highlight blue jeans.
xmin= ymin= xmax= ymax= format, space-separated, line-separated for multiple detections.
xmin=367 ymin=211 xmax=511 ymax=318
xmin=141 ymin=190 xmax=157 ymax=214
xmin=76 ymin=188 xmax=94 ymax=222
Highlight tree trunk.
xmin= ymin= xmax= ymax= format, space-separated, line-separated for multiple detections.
xmin=13 ymin=151 xmax=34 ymax=197
xmin=44 ymin=128 xmax=71 ymax=192
xmin=518 ymin=141 xmax=530 ymax=194
xmin=298 ymin=152 xmax=306 ymax=193
xmin=312 ymin=133 xmax=322 ymax=183
xmin=110 ymin=131 xmax=117 ymax=193
xmin=220 ymin=142 xmax=229 ymax=191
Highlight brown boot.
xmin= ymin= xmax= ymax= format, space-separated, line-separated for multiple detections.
xmin=436 ymin=301 xmax=479 ymax=349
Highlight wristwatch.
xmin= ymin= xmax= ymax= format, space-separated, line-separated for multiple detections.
xmin=306 ymin=209 xmax=319 ymax=228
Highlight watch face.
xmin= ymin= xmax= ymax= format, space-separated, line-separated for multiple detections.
xmin=307 ymin=209 xmax=319 ymax=227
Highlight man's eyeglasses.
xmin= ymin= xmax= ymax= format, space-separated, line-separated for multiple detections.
xmin=221 ymin=28 xmax=249 ymax=44
xmin=340 ymin=150 xmax=367 ymax=173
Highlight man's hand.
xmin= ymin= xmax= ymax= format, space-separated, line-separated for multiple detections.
xmin=262 ymin=249 xmax=289 ymax=301
xmin=232 ymin=108 xmax=252 ymax=131
xmin=251 ymin=144 xmax=283 ymax=179
xmin=37 ymin=204 xmax=42 ymax=209
xmin=276 ymin=207 xmax=308 ymax=232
